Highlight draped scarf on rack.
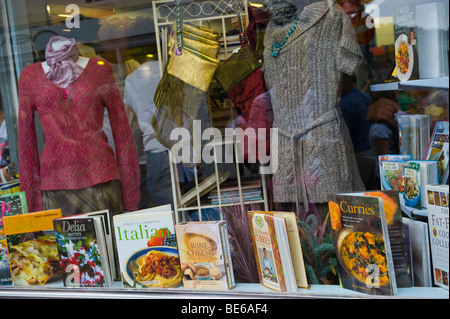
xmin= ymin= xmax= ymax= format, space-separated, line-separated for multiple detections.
xmin=152 ymin=23 xmax=221 ymax=151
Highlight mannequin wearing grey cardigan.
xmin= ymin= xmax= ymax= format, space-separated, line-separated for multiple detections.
xmin=263 ymin=0 xmax=364 ymax=211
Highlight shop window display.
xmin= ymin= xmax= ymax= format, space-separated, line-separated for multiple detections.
xmin=0 ymin=0 xmax=448 ymax=299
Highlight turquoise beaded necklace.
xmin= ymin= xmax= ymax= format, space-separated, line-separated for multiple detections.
xmin=271 ymin=15 xmax=300 ymax=57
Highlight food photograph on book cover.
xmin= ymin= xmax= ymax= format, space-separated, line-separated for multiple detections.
xmin=0 ymin=0 xmax=449 ymax=301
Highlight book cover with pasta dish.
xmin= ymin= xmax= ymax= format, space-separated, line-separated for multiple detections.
xmin=2 ymin=209 xmax=62 ymax=286
xmin=329 ymin=193 xmax=398 ymax=295
xmin=113 ymin=205 xmax=182 ymax=288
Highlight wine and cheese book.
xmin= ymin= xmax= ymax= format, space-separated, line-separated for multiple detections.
xmin=175 ymin=220 xmax=235 ymax=290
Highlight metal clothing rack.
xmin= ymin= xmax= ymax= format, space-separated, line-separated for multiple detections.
xmin=152 ymin=1 xmax=270 ymax=223
xmin=152 ymin=0 xmax=249 ymax=78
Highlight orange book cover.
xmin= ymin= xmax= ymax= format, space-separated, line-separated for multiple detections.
xmin=2 ymin=209 xmax=62 ymax=286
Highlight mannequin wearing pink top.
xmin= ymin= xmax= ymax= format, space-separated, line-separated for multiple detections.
xmin=18 ymin=36 xmax=140 ymax=216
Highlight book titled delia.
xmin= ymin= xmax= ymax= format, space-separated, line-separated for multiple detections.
xmin=248 ymin=211 xmax=300 ymax=293
xmin=113 ymin=204 xmax=182 ymax=288
xmin=328 ymin=193 xmax=398 ymax=295
xmin=2 ymin=209 xmax=62 ymax=286
xmin=53 ymin=214 xmax=113 ymax=287
xmin=175 ymin=220 xmax=235 ymax=290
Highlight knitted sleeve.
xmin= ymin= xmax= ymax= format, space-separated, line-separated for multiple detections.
xmin=336 ymin=6 xmax=362 ymax=75
xmin=100 ymin=61 xmax=141 ymax=211
xmin=18 ymin=66 xmax=44 ymax=212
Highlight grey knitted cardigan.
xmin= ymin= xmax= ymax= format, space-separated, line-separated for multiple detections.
xmin=263 ymin=0 xmax=364 ymax=210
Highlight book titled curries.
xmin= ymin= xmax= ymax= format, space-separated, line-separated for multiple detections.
xmin=248 ymin=211 xmax=306 ymax=293
xmin=113 ymin=204 xmax=182 ymax=288
xmin=53 ymin=213 xmax=113 ymax=287
xmin=426 ymin=184 xmax=449 ymax=290
xmin=329 ymin=192 xmax=401 ymax=295
xmin=0 ymin=192 xmax=28 ymax=286
xmin=175 ymin=220 xmax=235 ymax=290
xmin=2 ymin=209 xmax=62 ymax=286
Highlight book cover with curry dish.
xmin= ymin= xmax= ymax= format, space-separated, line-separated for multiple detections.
xmin=2 ymin=209 xmax=62 ymax=287
xmin=175 ymin=221 xmax=235 ymax=290
xmin=329 ymin=193 xmax=398 ymax=295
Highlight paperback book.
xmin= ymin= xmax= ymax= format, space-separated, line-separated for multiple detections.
xmin=407 ymin=160 xmax=439 ymax=208
xmin=364 ymin=191 xmax=413 ymax=288
xmin=175 ymin=220 xmax=235 ymax=290
xmin=402 ymin=217 xmax=432 ymax=287
xmin=53 ymin=214 xmax=113 ymax=287
xmin=393 ymin=3 xmax=419 ymax=81
xmin=426 ymin=184 xmax=449 ymax=290
xmin=2 ymin=209 xmax=62 ymax=286
xmin=0 ymin=192 xmax=28 ymax=286
xmin=379 ymin=155 xmax=412 ymax=192
xmin=398 ymin=114 xmax=430 ymax=160
xmin=425 ymin=121 xmax=449 ymax=184
xmin=328 ymin=192 xmax=399 ymax=295
xmin=113 ymin=204 xmax=181 ymax=288
xmin=248 ymin=211 xmax=300 ymax=293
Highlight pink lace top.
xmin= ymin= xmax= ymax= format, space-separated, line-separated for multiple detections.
xmin=18 ymin=57 xmax=140 ymax=212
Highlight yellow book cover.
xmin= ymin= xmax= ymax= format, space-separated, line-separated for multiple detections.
xmin=252 ymin=211 xmax=309 ymax=289
xmin=2 ymin=209 xmax=62 ymax=286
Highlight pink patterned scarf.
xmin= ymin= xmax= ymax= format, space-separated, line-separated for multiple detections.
xmin=45 ymin=36 xmax=83 ymax=88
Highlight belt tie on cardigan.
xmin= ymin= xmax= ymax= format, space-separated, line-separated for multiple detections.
xmin=277 ymin=108 xmax=339 ymax=212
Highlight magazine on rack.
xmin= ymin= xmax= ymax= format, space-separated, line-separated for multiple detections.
xmin=426 ymin=184 xmax=449 ymax=290
xmin=53 ymin=214 xmax=113 ymax=287
xmin=175 ymin=220 xmax=235 ymax=290
xmin=0 ymin=192 xmax=28 ymax=286
xmin=425 ymin=121 xmax=449 ymax=184
xmin=113 ymin=204 xmax=181 ymax=288
xmin=248 ymin=211 xmax=300 ymax=293
xmin=329 ymin=192 xmax=401 ymax=295
xmin=2 ymin=209 xmax=62 ymax=287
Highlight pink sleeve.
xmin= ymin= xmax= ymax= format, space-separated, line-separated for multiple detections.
xmin=101 ymin=62 xmax=141 ymax=211
xmin=18 ymin=67 xmax=44 ymax=212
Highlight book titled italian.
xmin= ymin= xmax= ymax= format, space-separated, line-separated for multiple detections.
xmin=2 ymin=209 xmax=62 ymax=286
xmin=53 ymin=214 xmax=113 ymax=287
xmin=113 ymin=204 xmax=181 ymax=288
xmin=248 ymin=211 xmax=298 ymax=293
xmin=328 ymin=193 xmax=398 ymax=295
xmin=0 ymin=192 xmax=28 ymax=286
xmin=426 ymin=184 xmax=449 ymax=290
xmin=175 ymin=220 xmax=235 ymax=290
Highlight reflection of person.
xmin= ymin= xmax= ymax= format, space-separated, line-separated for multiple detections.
xmin=18 ymin=36 xmax=140 ymax=215
xmin=339 ymin=74 xmax=376 ymax=190
xmin=124 ymin=60 xmax=174 ymax=208
xmin=98 ymin=15 xmax=151 ymax=209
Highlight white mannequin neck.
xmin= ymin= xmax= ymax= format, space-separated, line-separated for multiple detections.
xmin=42 ymin=40 xmax=89 ymax=73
